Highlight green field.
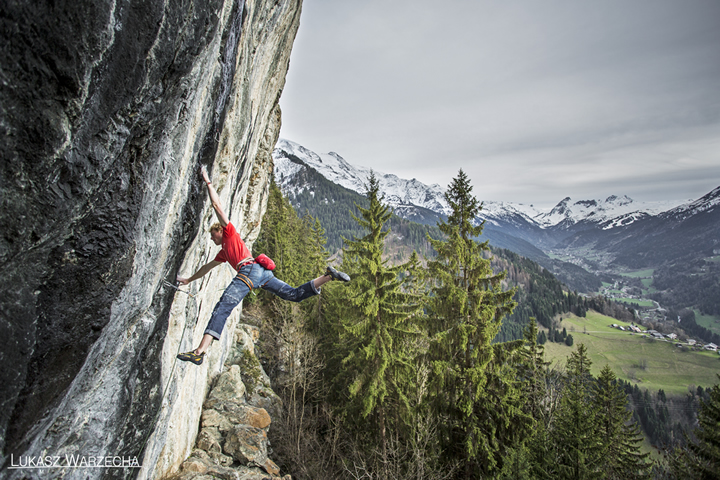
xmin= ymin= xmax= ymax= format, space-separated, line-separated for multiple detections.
xmin=543 ymin=311 xmax=720 ymax=395
xmin=618 ymin=269 xmax=654 ymax=278
xmin=694 ymin=310 xmax=720 ymax=336
xmin=614 ymin=298 xmax=656 ymax=307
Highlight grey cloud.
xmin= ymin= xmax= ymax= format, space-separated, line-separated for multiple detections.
xmin=280 ymin=0 xmax=720 ymax=206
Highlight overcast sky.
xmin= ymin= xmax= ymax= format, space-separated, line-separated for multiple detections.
xmin=278 ymin=0 xmax=720 ymax=208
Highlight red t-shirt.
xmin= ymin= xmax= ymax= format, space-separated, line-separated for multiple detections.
xmin=213 ymin=222 xmax=251 ymax=271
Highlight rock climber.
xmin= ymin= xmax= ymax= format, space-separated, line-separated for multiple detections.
xmin=176 ymin=165 xmax=350 ymax=365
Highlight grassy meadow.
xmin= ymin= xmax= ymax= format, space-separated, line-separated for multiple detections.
xmin=614 ymin=298 xmax=656 ymax=307
xmin=618 ymin=269 xmax=655 ymax=278
xmin=694 ymin=309 xmax=720 ymax=336
xmin=542 ymin=311 xmax=720 ymax=395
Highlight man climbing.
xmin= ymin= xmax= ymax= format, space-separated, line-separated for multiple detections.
xmin=176 ymin=165 xmax=350 ymax=365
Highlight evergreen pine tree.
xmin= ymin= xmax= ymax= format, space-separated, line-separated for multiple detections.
xmin=553 ymin=343 xmax=603 ymax=479
xmin=520 ymin=318 xmax=548 ymax=421
xmin=672 ymin=375 xmax=720 ymax=479
xmin=426 ymin=170 xmax=526 ymax=477
xmin=519 ymin=318 xmax=556 ymax=480
xmin=690 ymin=375 xmax=720 ymax=478
xmin=593 ymin=365 xmax=651 ymax=479
xmin=337 ymin=172 xmax=424 ymax=472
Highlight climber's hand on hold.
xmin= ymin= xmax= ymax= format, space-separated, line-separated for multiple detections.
xmin=177 ymin=276 xmax=190 ymax=286
xmin=200 ymin=165 xmax=210 ymax=184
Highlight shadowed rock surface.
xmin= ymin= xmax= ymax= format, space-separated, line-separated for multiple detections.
xmin=0 ymin=0 xmax=301 ymax=478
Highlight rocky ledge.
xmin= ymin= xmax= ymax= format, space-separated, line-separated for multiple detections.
xmin=169 ymin=324 xmax=289 ymax=480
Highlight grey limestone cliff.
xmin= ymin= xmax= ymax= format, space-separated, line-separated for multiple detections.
xmin=0 ymin=0 xmax=301 ymax=478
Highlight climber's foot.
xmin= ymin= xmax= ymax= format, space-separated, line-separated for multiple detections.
xmin=177 ymin=351 xmax=205 ymax=365
xmin=326 ymin=266 xmax=350 ymax=282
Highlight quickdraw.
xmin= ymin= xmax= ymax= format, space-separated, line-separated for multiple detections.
xmin=163 ymin=281 xmax=195 ymax=298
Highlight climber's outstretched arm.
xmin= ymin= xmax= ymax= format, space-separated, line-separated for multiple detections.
xmin=177 ymin=260 xmax=222 ymax=285
xmin=201 ymin=165 xmax=230 ymax=227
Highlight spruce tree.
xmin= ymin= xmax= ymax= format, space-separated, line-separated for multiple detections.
xmin=553 ymin=343 xmax=603 ymax=479
xmin=337 ymin=172 xmax=424 ymax=471
xmin=593 ymin=365 xmax=651 ymax=479
xmin=426 ymin=169 xmax=526 ymax=477
xmin=690 ymin=377 xmax=720 ymax=479
xmin=519 ymin=318 xmax=555 ymax=480
xmin=672 ymin=375 xmax=720 ymax=479
xmin=520 ymin=318 xmax=548 ymax=421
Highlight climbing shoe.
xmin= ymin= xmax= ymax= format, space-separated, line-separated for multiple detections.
xmin=177 ymin=351 xmax=205 ymax=365
xmin=326 ymin=266 xmax=350 ymax=282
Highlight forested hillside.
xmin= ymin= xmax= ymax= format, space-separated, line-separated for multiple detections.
xmin=620 ymin=381 xmax=713 ymax=450
xmin=279 ymin=165 xmax=439 ymax=255
xmin=492 ymin=247 xmax=636 ymax=342
xmin=246 ymin=173 xmax=720 ymax=479
xmin=276 ymin=168 xmax=637 ymax=344
xmin=652 ymin=260 xmax=720 ymax=317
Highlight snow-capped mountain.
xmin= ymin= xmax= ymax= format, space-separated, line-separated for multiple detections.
xmin=272 ymin=138 xmax=720 ymax=280
xmin=558 ymin=184 xmax=720 ymax=269
xmin=661 ymin=186 xmax=720 ymax=220
xmin=274 ymin=139 xmax=449 ymax=214
xmin=533 ymin=195 xmax=684 ymax=229
xmin=273 ymin=138 xmax=686 ymax=231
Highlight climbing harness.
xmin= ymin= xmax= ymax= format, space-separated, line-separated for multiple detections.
xmin=235 ymin=256 xmax=254 ymax=271
xmin=236 ymin=272 xmax=254 ymax=291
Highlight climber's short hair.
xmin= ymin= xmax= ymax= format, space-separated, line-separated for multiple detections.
xmin=210 ymin=222 xmax=223 ymax=234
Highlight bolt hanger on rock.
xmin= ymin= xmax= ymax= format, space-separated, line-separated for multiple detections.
xmin=163 ymin=281 xmax=195 ymax=298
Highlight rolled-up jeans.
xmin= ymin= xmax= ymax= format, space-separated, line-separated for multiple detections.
xmin=204 ymin=263 xmax=320 ymax=340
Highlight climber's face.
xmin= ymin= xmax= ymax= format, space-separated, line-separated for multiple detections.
xmin=210 ymin=230 xmax=223 ymax=245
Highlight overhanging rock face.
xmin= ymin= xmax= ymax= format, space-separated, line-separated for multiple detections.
xmin=0 ymin=0 xmax=301 ymax=478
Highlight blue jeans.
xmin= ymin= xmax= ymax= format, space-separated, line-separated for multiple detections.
xmin=204 ymin=263 xmax=320 ymax=339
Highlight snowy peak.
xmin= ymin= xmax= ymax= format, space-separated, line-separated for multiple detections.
xmin=274 ymin=140 xmax=547 ymax=230
xmin=478 ymin=201 xmax=542 ymax=228
xmin=273 ymin=138 xmax=449 ymax=213
xmin=534 ymin=194 xmax=674 ymax=229
xmin=605 ymin=194 xmax=633 ymax=207
xmin=273 ymin=139 xmax=703 ymax=232
xmin=664 ymin=186 xmax=720 ymax=219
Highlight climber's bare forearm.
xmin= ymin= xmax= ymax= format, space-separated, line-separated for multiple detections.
xmin=177 ymin=261 xmax=222 ymax=285
xmin=201 ymin=165 xmax=229 ymax=226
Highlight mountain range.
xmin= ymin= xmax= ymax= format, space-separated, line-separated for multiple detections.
xmin=273 ymin=138 xmax=720 ymax=292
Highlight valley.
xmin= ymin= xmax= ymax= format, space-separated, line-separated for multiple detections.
xmin=272 ymin=138 xmax=720 ymax=381
xmin=542 ymin=311 xmax=719 ymax=396
xmin=268 ymin=140 xmax=719 ymax=468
